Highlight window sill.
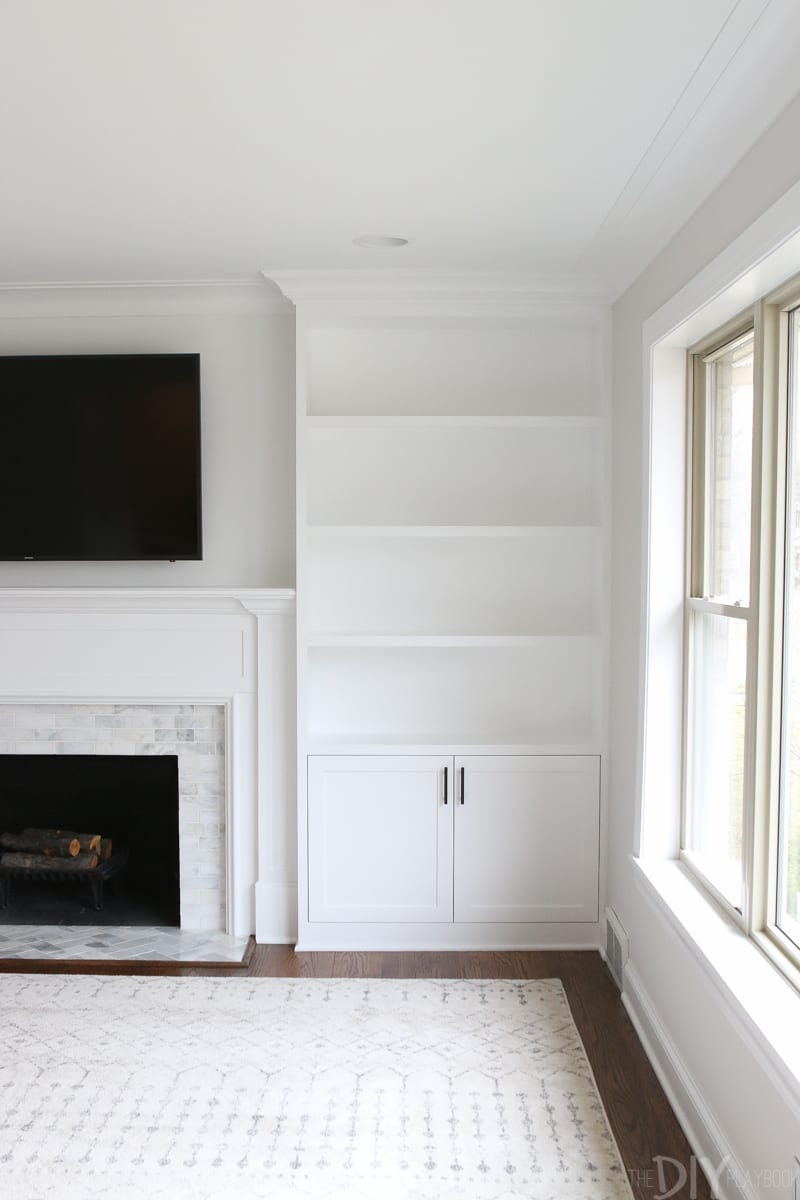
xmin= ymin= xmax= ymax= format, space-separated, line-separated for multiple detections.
xmin=631 ymin=855 xmax=800 ymax=1111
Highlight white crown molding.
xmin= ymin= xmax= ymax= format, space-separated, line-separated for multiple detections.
xmin=0 ymin=280 xmax=293 ymax=319
xmin=234 ymin=590 xmax=297 ymax=618
xmin=262 ymin=269 xmax=610 ymax=311
xmin=583 ymin=0 xmax=800 ymax=299
xmin=0 ymin=587 xmax=296 ymax=616
xmin=583 ymin=0 xmax=774 ymax=255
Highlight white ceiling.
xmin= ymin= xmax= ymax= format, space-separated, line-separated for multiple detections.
xmin=1 ymin=0 xmax=799 ymax=298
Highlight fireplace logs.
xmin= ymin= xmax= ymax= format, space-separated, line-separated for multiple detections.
xmin=0 ymin=828 xmax=105 ymax=869
xmin=0 ymin=831 xmax=80 ymax=858
xmin=25 ymin=828 xmax=102 ymax=854
xmin=0 ymin=851 xmax=99 ymax=870
xmin=0 ymin=827 xmax=129 ymax=912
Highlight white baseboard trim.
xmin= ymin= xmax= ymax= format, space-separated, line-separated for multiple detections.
xmin=597 ymin=945 xmax=617 ymax=981
xmin=254 ymin=880 xmax=297 ymax=945
xmin=294 ymin=918 xmax=602 ymax=952
xmin=623 ymin=961 xmax=758 ymax=1200
xmin=295 ymin=937 xmax=601 ymax=952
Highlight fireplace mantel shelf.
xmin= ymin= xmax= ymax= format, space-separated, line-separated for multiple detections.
xmin=0 ymin=587 xmax=295 ymax=616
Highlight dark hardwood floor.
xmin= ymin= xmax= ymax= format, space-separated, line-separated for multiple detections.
xmin=0 ymin=946 xmax=711 ymax=1199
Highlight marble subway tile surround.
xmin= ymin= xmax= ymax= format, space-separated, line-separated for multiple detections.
xmin=0 ymin=703 xmax=226 ymax=931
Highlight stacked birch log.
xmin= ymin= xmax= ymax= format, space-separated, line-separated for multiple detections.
xmin=0 ymin=829 xmax=113 ymax=871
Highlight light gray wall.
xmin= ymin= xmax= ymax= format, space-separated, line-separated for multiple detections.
xmin=610 ymin=94 xmax=800 ymax=1194
xmin=0 ymin=289 xmax=295 ymax=587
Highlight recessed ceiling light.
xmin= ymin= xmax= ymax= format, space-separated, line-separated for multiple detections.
xmin=353 ymin=235 xmax=409 ymax=248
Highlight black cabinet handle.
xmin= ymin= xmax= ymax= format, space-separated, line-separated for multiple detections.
xmin=460 ymin=766 xmax=465 ymax=805
xmin=443 ymin=765 xmax=448 ymax=805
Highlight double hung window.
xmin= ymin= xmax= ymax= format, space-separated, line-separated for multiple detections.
xmin=684 ymin=291 xmax=800 ymax=980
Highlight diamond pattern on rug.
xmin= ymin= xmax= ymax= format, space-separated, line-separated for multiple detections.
xmin=0 ymin=976 xmax=633 ymax=1199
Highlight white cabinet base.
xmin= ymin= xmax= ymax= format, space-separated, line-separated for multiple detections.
xmin=454 ymin=755 xmax=600 ymax=923
xmin=295 ymin=920 xmax=602 ymax=952
xmin=308 ymin=755 xmax=452 ymax=923
xmin=304 ymin=753 xmax=601 ymax=947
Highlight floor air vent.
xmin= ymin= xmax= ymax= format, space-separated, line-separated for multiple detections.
xmin=604 ymin=907 xmax=629 ymax=991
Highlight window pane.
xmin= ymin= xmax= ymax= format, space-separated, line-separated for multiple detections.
xmin=686 ymin=611 xmax=746 ymax=908
xmin=703 ymin=334 xmax=754 ymax=604
xmin=778 ymin=310 xmax=800 ymax=950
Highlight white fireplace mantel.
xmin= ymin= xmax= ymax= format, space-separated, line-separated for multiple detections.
xmin=0 ymin=587 xmax=295 ymax=614
xmin=0 ymin=587 xmax=297 ymax=941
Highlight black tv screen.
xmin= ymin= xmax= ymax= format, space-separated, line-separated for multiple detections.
xmin=0 ymin=353 xmax=202 ymax=560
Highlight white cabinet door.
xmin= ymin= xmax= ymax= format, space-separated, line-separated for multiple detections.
xmin=308 ymin=755 xmax=453 ymax=922
xmin=454 ymin=755 xmax=600 ymax=923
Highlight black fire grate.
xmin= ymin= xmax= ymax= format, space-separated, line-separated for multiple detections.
xmin=0 ymin=848 xmax=130 ymax=912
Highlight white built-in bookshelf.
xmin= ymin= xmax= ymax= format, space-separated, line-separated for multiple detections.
xmin=269 ymin=273 xmax=609 ymax=948
xmin=300 ymin=313 xmax=605 ymax=751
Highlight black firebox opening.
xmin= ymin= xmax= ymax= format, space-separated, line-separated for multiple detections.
xmin=0 ymin=754 xmax=180 ymax=926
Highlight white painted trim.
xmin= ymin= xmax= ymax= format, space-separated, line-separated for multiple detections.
xmin=589 ymin=0 xmax=773 ymax=255
xmin=306 ymin=634 xmax=596 ymax=648
xmin=597 ymin=304 xmax=614 ymax=938
xmin=295 ymin=924 xmax=602 ymax=952
xmin=252 ymin=602 xmax=297 ymax=945
xmin=636 ymin=176 xmax=800 ymax=861
xmin=642 ymin=177 xmax=800 ymax=350
xmin=307 ymin=525 xmax=601 ymax=539
xmin=0 ymin=693 xmax=236 ymax=706
xmin=254 ymin=880 xmax=298 ymax=944
xmin=223 ymin=697 xmax=236 ymax=936
xmin=623 ymin=961 xmax=758 ymax=1200
xmin=304 ymin=742 xmax=603 ymax=756
xmin=306 ymin=414 xmax=602 ymax=430
xmin=264 ymin=268 xmax=610 ymax=309
xmin=0 ymin=589 xmax=297 ymax=941
xmin=631 ymin=857 xmax=800 ymax=1117
xmin=588 ymin=0 xmax=799 ymax=301
xmin=295 ymin=307 xmax=311 ymax=944
xmin=0 ymin=280 xmax=293 ymax=318
xmin=633 ymin=336 xmax=652 ymax=860
xmin=0 ymin=588 xmax=295 ymax=616
xmin=232 ymin=591 xmax=297 ymax=617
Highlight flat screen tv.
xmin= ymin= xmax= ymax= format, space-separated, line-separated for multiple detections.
xmin=0 ymin=353 xmax=202 ymax=560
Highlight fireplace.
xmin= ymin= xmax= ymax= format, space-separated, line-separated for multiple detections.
xmin=0 ymin=703 xmax=226 ymax=931
xmin=0 ymin=587 xmax=297 ymax=942
xmin=0 ymin=753 xmax=180 ymax=926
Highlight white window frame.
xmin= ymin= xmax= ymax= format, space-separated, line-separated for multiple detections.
xmin=682 ymin=283 xmax=800 ymax=986
xmin=756 ymin=283 xmax=800 ymax=988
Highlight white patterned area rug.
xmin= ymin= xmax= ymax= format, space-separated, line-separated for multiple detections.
xmin=0 ymin=975 xmax=633 ymax=1200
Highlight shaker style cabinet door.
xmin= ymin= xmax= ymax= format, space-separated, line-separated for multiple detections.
xmin=453 ymin=755 xmax=600 ymax=923
xmin=307 ymin=755 xmax=453 ymax=923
